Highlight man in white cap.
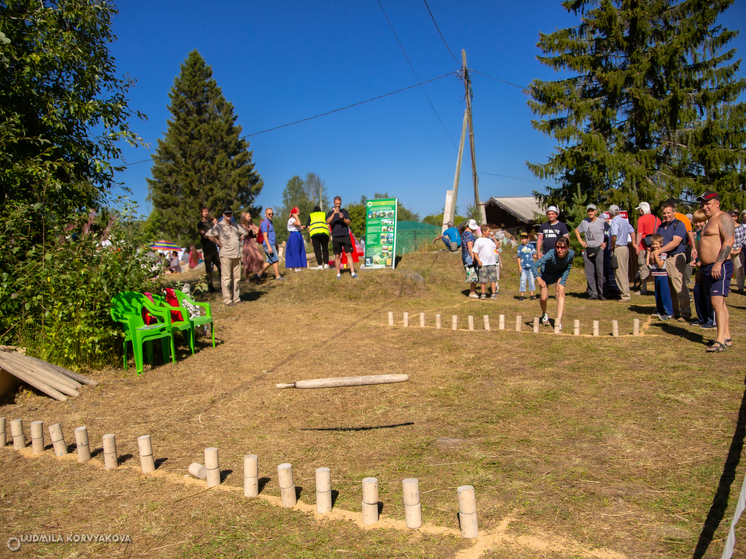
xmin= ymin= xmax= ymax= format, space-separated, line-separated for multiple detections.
xmin=537 ymin=206 xmax=569 ymax=259
xmin=608 ymin=205 xmax=636 ymax=302
xmin=634 ymin=201 xmax=660 ymax=295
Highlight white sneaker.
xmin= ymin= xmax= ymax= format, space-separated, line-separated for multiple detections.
xmin=469 ymin=293 xmax=479 ymax=299
xmin=323 ymin=264 xmax=329 ymax=269
xmin=541 ymin=313 xmax=550 ymax=326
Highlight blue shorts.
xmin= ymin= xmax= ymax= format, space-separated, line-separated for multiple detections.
xmin=264 ymin=244 xmax=279 ymax=264
xmin=701 ymin=260 xmax=733 ymax=297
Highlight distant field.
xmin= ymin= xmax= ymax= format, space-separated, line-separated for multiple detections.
xmin=1 ymin=249 xmax=744 ymax=558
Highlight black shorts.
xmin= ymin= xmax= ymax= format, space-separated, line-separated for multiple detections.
xmin=332 ymin=235 xmax=353 ymax=256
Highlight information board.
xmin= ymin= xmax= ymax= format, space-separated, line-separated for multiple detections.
xmin=364 ymin=198 xmax=398 ymax=269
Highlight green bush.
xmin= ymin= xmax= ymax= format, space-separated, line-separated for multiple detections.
xmin=0 ymin=202 xmax=159 ymax=369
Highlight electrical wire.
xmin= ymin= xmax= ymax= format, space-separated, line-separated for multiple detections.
xmin=376 ymin=0 xmax=457 ymax=148
xmin=422 ymin=0 xmax=461 ymax=65
xmin=245 ymin=72 xmax=455 ymax=138
xmin=477 ymin=170 xmax=544 ymax=183
xmin=470 ymin=68 xmax=526 ymax=91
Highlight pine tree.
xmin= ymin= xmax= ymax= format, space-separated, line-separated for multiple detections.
xmin=527 ymin=0 xmax=746 ymax=214
xmin=147 ymin=50 xmax=262 ymax=244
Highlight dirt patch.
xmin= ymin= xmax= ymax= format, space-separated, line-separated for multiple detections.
xmin=1 ymin=250 xmax=745 ymax=558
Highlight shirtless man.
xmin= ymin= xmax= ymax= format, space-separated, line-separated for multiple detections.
xmin=697 ymin=191 xmax=735 ymax=353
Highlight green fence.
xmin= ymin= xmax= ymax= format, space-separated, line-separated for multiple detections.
xmin=395 ymin=222 xmax=441 ymax=256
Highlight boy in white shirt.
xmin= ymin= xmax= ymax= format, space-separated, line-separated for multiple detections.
xmin=472 ymin=224 xmax=499 ymax=299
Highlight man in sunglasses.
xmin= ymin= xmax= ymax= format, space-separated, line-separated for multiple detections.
xmin=258 ymin=207 xmax=284 ymax=282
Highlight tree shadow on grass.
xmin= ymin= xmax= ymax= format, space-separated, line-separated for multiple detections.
xmin=300 ymin=422 xmax=414 ymax=432
xmin=693 ymin=379 xmax=746 ymax=558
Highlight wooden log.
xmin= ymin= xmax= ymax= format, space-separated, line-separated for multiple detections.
xmin=277 ymin=374 xmax=408 ymax=390
xmin=21 ymin=354 xmax=97 ymax=386
xmin=0 ymin=363 xmax=68 ymax=401
xmin=0 ymin=353 xmax=80 ymax=397
xmin=0 ymin=351 xmax=81 ymax=390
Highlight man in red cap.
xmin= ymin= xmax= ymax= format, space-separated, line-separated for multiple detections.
xmin=697 ymin=191 xmax=735 ymax=353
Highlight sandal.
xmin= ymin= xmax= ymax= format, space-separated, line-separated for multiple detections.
xmin=706 ymin=341 xmax=727 ymax=353
xmin=725 ymin=339 xmax=733 ymax=347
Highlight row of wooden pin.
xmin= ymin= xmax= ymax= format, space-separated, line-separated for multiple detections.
xmin=1 ymin=419 xmax=479 ymax=538
xmin=388 ymin=312 xmax=641 ymax=337
xmin=188 ymin=451 xmax=478 ymax=538
xmin=0 ymin=417 xmax=153 ymax=472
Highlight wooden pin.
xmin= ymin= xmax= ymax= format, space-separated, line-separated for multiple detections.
xmin=103 ymin=434 xmax=118 ymax=470
xmin=419 ymin=312 xmax=425 ymax=328
xmin=244 ymin=455 xmax=259 ymax=498
xmin=362 ymin=477 xmax=379 ymax=525
xmin=205 ymin=447 xmax=220 ymax=487
xmin=74 ymin=426 xmax=91 ymax=463
xmin=11 ymin=418 xmax=25 ymax=450
xmin=316 ymin=467 xmax=332 ymax=514
xmin=468 ymin=316 xmax=474 ymax=331
xmin=435 ymin=314 xmax=441 ymax=329
xmin=452 ymin=315 xmax=458 ymax=331
xmin=499 ymin=315 xmax=505 ymax=330
xmin=516 ymin=315 xmax=522 ymax=332
xmin=402 ymin=478 xmax=422 ymax=529
xmin=278 ymin=463 xmax=297 ymax=507
xmin=189 ymin=462 xmax=206 ymax=479
xmin=49 ymin=423 xmax=67 ymax=457
xmin=0 ymin=417 xmax=5 ymax=447
xmin=532 ymin=317 xmax=539 ymax=334
xmin=457 ymin=485 xmax=479 ymax=538
xmin=612 ymin=320 xmax=619 ymax=337
xmin=633 ymin=318 xmax=640 ymax=336
xmin=483 ymin=315 xmax=490 ymax=331
xmin=403 ymin=312 xmax=409 ymax=328
xmin=30 ymin=421 xmax=44 ymax=454
xmin=593 ymin=320 xmax=599 ymax=337
xmin=137 ymin=435 xmax=155 ymax=474
xmin=388 ymin=311 xmax=394 ymax=326
xmin=573 ymin=319 xmax=580 ymax=336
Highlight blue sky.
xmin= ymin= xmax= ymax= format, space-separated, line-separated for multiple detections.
xmin=110 ymin=0 xmax=746 ymax=220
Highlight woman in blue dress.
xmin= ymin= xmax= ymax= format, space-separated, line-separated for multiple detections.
xmin=285 ymin=207 xmax=307 ymax=271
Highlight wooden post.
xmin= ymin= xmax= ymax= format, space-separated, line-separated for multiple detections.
xmin=31 ymin=420 xmax=44 ymax=454
xmin=103 ymin=434 xmax=118 ymax=470
xmin=388 ymin=311 xmax=393 ymax=326
xmin=458 ymin=485 xmax=479 ymax=538
xmin=205 ymin=447 xmax=220 ymax=487
xmin=402 ymin=478 xmax=422 ymax=529
xmin=316 ymin=467 xmax=332 ymax=514
xmin=483 ymin=315 xmax=490 ymax=331
xmin=468 ymin=316 xmax=474 ymax=331
xmin=532 ymin=317 xmax=539 ymax=334
xmin=10 ymin=418 xmax=24 ymax=450
xmin=278 ymin=463 xmax=297 ymax=507
xmin=593 ymin=320 xmax=599 ymax=337
xmin=49 ymin=423 xmax=67 ymax=457
xmin=573 ymin=320 xmax=580 ymax=336
xmin=516 ymin=315 xmax=522 ymax=332
xmin=403 ymin=312 xmax=409 ymax=328
xmin=419 ymin=312 xmax=425 ymax=328
xmin=435 ymin=314 xmax=441 ymax=329
xmin=244 ymin=455 xmax=259 ymax=498
xmin=462 ymin=50 xmax=485 ymax=223
xmin=138 ymin=435 xmax=155 ymax=474
xmin=452 ymin=315 xmax=458 ymax=331
xmin=633 ymin=318 xmax=640 ymax=336
xmin=499 ymin=315 xmax=505 ymax=330
xmin=362 ymin=477 xmax=379 ymax=525
xmin=74 ymin=426 xmax=91 ymax=463
xmin=612 ymin=320 xmax=619 ymax=337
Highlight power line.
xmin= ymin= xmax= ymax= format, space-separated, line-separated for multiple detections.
xmin=122 ymin=158 xmax=151 ymax=166
xmin=422 ymin=0 xmax=461 ymax=65
xmin=245 ymin=72 xmax=455 ymax=137
xmin=376 ymin=0 xmax=457 ymax=148
xmin=470 ymin=68 xmax=526 ymax=91
xmin=477 ymin=170 xmax=544 ymax=183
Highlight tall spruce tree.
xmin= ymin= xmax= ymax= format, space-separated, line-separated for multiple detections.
xmin=147 ymin=50 xmax=262 ymax=244
xmin=527 ymin=0 xmax=746 ymax=214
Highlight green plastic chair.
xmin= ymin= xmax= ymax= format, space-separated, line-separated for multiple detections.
xmin=111 ymin=292 xmax=176 ymax=374
xmin=150 ymin=293 xmax=195 ymax=355
xmin=173 ymin=290 xmax=215 ymax=347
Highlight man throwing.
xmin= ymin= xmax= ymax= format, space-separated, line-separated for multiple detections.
xmin=327 ymin=196 xmax=359 ymax=279
xmin=531 ymin=237 xmax=575 ymax=333
xmin=697 ymin=191 xmax=735 ymax=353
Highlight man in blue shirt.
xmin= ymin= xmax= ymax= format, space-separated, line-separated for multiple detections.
xmin=258 ymin=207 xmax=284 ymax=281
xmin=608 ymin=205 xmax=636 ymax=302
xmin=656 ymin=200 xmax=691 ymax=321
xmin=433 ymin=221 xmax=461 ymax=252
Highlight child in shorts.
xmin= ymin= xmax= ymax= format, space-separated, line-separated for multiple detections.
xmin=648 ymin=234 xmax=673 ymax=320
xmin=472 ymin=224 xmax=499 ymax=299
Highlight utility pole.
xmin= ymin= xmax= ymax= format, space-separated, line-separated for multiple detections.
xmin=442 ymin=49 xmax=485 ymax=231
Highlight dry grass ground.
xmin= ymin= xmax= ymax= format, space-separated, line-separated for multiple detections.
xmin=1 ymin=248 xmax=745 ymax=558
